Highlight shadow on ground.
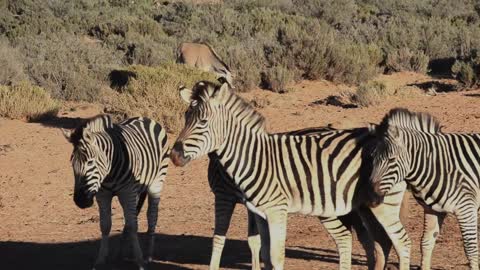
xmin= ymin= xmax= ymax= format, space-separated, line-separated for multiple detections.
xmin=35 ymin=115 xmax=89 ymax=129
xmin=0 ymin=234 xmax=369 ymax=269
xmin=407 ymin=81 xmax=458 ymax=93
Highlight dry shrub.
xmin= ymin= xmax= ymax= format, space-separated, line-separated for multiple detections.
xmin=250 ymin=96 xmax=271 ymax=108
xmin=386 ymin=48 xmax=429 ymax=73
xmin=0 ymin=82 xmax=60 ymax=121
xmin=0 ymin=39 xmax=27 ymax=85
xmin=102 ymin=63 xmax=216 ymax=133
xmin=452 ymin=60 xmax=479 ymax=88
xmin=355 ymin=80 xmax=389 ymax=107
xmin=262 ymin=65 xmax=294 ymax=93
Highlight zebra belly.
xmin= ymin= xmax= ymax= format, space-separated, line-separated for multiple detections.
xmin=413 ymin=190 xmax=454 ymax=213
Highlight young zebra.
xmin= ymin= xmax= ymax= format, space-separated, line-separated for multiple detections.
xmin=62 ymin=115 xmax=169 ymax=270
xmin=369 ymin=108 xmax=480 ymax=270
xmin=207 ymin=127 xmax=397 ymax=270
xmin=170 ymin=81 xmax=410 ymax=270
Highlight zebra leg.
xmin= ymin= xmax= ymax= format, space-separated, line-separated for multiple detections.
xmin=254 ymin=213 xmax=272 ymax=269
xmin=266 ymin=209 xmax=288 ymax=270
xmin=369 ymin=182 xmax=411 ymax=270
xmin=209 ymin=196 xmax=236 ymax=270
xmin=420 ymin=207 xmax=446 ymax=270
xmin=145 ymin=195 xmax=160 ymax=262
xmin=118 ymin=190 xmax=144 ymax=270
xmin=94 ymin=190 xmax=113 ymax=269
xmin=455 ymin=201 xmax=479 ymax=270
xmin=247 ymin=210 xmax=261 ymax=270
xmin=320 ymin=216 xmax=353 ymax=270
xmin=357 ymin=206 xmax=393 ymax=270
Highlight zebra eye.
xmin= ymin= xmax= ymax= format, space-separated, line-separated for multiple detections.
xmin=86 ymin=160 xmax=95 ymax=167
xmin=199 ymin=119 xmax=208 ymax=125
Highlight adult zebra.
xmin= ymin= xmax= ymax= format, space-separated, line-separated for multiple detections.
xmin=62 ymin=115 xmax=169 ymax=270
xmin=170 ymin=81 xmax=411 ymax=270
xmin=208 ymin=127 xmax=399 ymax=270
xmin=368 ymin=108 xmax=480 ymax=270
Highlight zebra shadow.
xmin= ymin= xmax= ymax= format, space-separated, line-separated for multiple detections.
xmin=0 ymin=233 xmax=369 ymax=269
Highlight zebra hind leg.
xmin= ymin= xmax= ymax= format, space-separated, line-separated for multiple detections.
xmin=455 ymin=201 xmax=479 ymax=270
xmin=118 ymin=190 xmax=144 ymax=270
xmin=146 ymin=194 xmax=160 ymax=263
xmin=265 ymin=208 xmax=288 ymax=270
xmin=247 ymin=210 xmax=261 ymax=270
xmin=320 ymin=216 xmax=353 ymax=270
xmin=94 ymin=191 xmax=113 ymax=269
xmin=421 ymin=207 xmax=446 ymax=270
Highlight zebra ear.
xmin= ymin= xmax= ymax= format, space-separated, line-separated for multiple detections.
xmin=61 ymin=128 xmax=72 ymax=142
xmin=82 ymin=129 xmax=94 ymax=144
xmin=212 ymin=82 xmax=230 ymax=103
xmin=179 ymin=86 xmax=193 ymax=104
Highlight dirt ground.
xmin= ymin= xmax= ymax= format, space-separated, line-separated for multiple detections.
xmin=1 ymin=72 xmax=479 ymax=269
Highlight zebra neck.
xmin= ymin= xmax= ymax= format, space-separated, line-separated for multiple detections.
xmin=216 ymin=120 xmax=273 ymax=189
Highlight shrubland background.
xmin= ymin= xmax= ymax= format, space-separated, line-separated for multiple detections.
xmin=0 ymin=0 xmax=479 ymax=131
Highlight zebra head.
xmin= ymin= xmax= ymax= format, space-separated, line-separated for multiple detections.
xmin=171 ymin=81 xmax=231 ymax=167
xmin=62 ymin=116 xmax=113 ymax=209
xmin=369 ymin=109 xmax=414 ymax=200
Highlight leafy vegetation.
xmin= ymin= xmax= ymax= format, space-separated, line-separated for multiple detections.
xmin=102 ymin=63 xmax=216 ymax=133
xmin=0 ymin=0 xmax=479 ymax=118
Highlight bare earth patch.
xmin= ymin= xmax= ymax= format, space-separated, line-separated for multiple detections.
xmin=0 ymin=72 xmax=477 ymax=269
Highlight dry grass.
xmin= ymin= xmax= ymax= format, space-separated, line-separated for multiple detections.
xmin=102 ymin=63 xmax=216 ymax=133
xmin=355 ymin=80 xmax=390 ymax=107
xmin=0 ymin=82 xmax=60 ymax=121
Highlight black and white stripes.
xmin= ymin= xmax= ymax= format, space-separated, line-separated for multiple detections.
xmin=171 ymin=81 xmax=410 ymax=270
xmin=63 ymin=115 xmax=169 ymax=270
xmin=369 ymin=108 xmax=480 ymax=270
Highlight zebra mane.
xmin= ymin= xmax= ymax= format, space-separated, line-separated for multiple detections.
xmin=378 ymin=108 xmax=441 ymax=135
xmin=69 ymin=115 xmax=113 ymax=146
xmin=191 ymin=80 xmax=267 ymax=131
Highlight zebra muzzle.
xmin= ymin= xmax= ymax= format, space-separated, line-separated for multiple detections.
xmin=170 ymin=142 xmax=191 ymax=167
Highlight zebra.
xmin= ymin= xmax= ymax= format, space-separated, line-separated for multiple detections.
xmin=368 ymin=108 xmax=480 ymax=270
xmin=170 ymin=80 xmax=411 ymax=270
xmin=207 ymin=126 xmax=403 ymax=270
xmin=62 ymin=115 xmax=169 ymax=270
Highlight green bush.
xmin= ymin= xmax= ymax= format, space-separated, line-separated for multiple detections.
xmin=1 ymin=0 xmax=480 ymax=96
xmin=102 ymin=63 xmax=216 ymax=133
xmin=0 ymin=82 xmax=60 ymax=121
xmin=19 ymin=33 xmax=120 ymax=101
xmin=355 ymin=81 xmax=389 ymax=107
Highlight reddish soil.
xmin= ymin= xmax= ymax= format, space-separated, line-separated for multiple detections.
xmin=1 ymin=72 xmax=479 ymax=269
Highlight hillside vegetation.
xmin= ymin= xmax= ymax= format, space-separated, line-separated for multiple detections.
xmin=1 ymin=0 xmax=479 ymax=127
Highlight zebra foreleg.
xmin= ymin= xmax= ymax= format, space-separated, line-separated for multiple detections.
xmin=369 ymin=182 xmax=411 ymax=270
xmin=455 ymin=201 xmax=479 ymax=270
xmin=247 ymin=210 xmax=261 ymax=270
xmin=265 ymin=208 xmax=288 ymax=270
xmin=209 ymin=197 xmax=236 ymax=270
xmin=94 ymin=191 xmax=113 ymax=269
xmin=320 ymin=216 xmax=353 ymax=270
xmin=420 ymin=207 xmax=446 ymax=270
xmin=118 ymin=190 xmax=144 ymax=270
